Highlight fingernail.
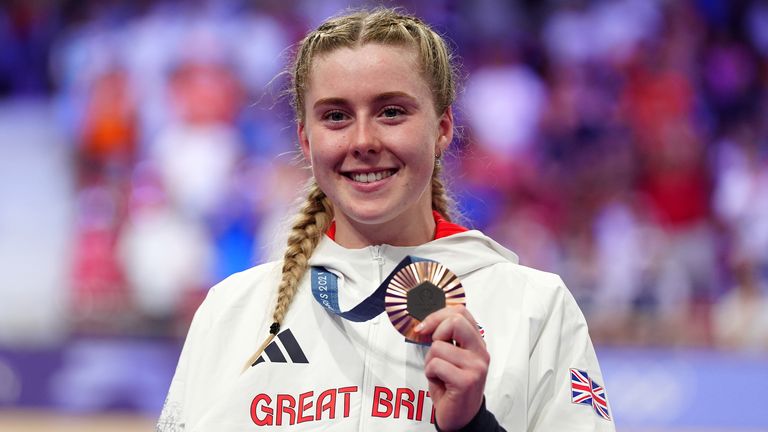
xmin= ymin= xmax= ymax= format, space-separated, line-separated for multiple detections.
xmin=415 ymin=323 xmax=424 ymax=333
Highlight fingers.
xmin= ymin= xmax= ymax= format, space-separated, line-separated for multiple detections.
xmin=424 ymin=340 xmax=488 ymax=371
xmin=419 ymin=305 xmax=489 ymax=431
xmin=419 ymin=305 xmax=490 ymax=381
xmin=424 ymin=355 xmax=463 ymax=385
xmin=424 ymin=353 xmax=486 ymax=423
xmin=415 ymin=305 xmax=485 ymax=352
xmin=415 ymin=304 xmax=476 ymax=336
xmin=424 ymin=353 xmax=486 ymax=393
xmin=417 ymin=304 xmax=476 ymax=332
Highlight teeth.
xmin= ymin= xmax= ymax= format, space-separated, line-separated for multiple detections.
xmin=351 ymin=170 xmax=394 ymax=183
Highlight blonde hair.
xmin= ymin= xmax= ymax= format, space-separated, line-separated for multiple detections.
xmin=244 ymin=7 xmax=458 ymax=370
xmin=291 ymin=8 xmax=457 ymax=122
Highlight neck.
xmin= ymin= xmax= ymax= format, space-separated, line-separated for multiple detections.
xmin=334 ymin=210 xmax=436 ymax=248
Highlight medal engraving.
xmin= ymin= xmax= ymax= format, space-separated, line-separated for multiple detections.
xmin=407 ymin=282 xmax=445 ymax=321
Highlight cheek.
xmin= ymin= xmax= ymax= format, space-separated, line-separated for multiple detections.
xmin=409 ymin=133 xmax=438 ymax=167
xmin=401 ymin=144 xmax=436 ymax=186
xmin=310 ymin=135 xmax=345 ymax=165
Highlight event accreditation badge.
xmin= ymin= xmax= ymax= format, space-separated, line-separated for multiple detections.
xmin=385 ymin=260 xmax=465 ymax=344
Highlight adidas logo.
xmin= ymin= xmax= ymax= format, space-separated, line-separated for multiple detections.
xmin=252 ymin=329 xmax=308 ymax=366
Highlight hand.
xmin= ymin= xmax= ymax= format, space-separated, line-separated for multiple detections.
xmin=415 ymin=305 xmax=489 ymax=431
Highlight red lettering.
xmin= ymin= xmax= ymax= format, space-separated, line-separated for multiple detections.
xmin=372 ymin=386 xmax=393 ymax=418
xmin=415 ymin=390 xmax=426 ymax=421
xmin=276 ymin=394 xmax=296 ymax=426
xmin=428 ymin=390 xmax=436 ymax=424
xmin=431 ymin=405 xmax=436 ymax=424
xmin=338 ymin=386 xmax=357 ymax=418
xmin=297 ymin=391 xmax=314 ymax=423
xmin=250 ymin=394 xmax=273 ymax=426
xmin=316 ymin=388 xmax=337 ymax=420
xmin=395 ymin=388 xmax=416 ymax=420
xmin=251 ymin=386 xmax=358 ymax=426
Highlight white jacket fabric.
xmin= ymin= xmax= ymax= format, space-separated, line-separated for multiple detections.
xmin=157 ymin=230 xmax=615 ymax=431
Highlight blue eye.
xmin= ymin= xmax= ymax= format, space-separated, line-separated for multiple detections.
xmin=381 ymin=107 xmax=404 ymax=118
xmin=326 ymin=111 xmax=346 ymax=122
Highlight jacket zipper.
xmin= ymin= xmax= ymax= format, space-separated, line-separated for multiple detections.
xmin=359 ymin=245 xmax=385 ymax=431
xmin=371 ymin=245 xmax=384 ymax=281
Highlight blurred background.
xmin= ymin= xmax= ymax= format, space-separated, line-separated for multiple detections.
xmin=0 ymin=0 xmax=766 ymax=430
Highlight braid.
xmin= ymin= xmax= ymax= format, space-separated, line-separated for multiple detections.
xmin=431 ymin=159 xmax=454 ymax=222
xmin=242 ymin=181 xmax=332 ymax=371
xmin=247 ymin=7 xmax=460 ymax=372
xmin=272 ymin=182 xmax=333 ymax=326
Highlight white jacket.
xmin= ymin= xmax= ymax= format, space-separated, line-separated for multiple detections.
xmin=157 ymin=230 xmax=615 ymax=431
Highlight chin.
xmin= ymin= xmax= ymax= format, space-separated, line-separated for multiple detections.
xmin=342 ymin=203 xmax=405 ymax=226
xmin=347 ymin=210 xmax=396 ymax=226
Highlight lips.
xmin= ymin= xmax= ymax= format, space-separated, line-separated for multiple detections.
xmin=343 ymin=169 xmax=397 ymax=183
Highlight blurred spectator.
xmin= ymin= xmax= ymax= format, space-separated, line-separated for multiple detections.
xmin=150 ymin=60 xmax=242 ymax=219
xmin=70 ymin=182 xmax=132 ymax=332
xmin=541 ymin=0 xmax=660 ymax=66
xmin=79 ymin=68 xmax=137 ymax=179
xmin=117 ymin=163 xmax=213 ymax=332
xmin=713 ymin=122 xmax=768 ymax=273
xmin=0 ymin=2 xmax=56 ymax=95
xmin=713 ymin=250 xmax=768 ymax=351
xmin=463 ymin=61 xmax=546 ymax=158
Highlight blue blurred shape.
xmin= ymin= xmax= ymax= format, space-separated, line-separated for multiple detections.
xmin=598 ymin=347 xmax=768 ymax=429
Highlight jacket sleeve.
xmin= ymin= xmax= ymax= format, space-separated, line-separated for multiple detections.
xmin=155 ymin=289 xmax=215 ymax=431
xmin=527 ymin=277 xmax=616 ymax=432
xmin=435 ymin=397 xmax=507 ymax=432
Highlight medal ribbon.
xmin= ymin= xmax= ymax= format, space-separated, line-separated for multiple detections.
xmin=310 ymin=255 xmax=430 ymax=322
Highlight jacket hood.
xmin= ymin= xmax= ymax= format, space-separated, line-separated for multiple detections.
xmin=309 ymin=230 xmax=518 ymax=285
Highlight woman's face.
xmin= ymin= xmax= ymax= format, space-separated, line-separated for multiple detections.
xmin=298 ymin=43 xmax=453 ymax=245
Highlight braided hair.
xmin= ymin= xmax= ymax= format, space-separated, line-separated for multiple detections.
xmin=244 ymin=7 xmax=459 ymax=370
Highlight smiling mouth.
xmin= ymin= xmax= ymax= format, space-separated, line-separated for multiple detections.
xmin=343 ymin=169 xmax=397 ymax=183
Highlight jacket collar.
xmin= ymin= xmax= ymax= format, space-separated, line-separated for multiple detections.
xmin=325 ymin=211 xmax=469 ymax=242
xmin=309 ymin=229 xmax=519 ymax=282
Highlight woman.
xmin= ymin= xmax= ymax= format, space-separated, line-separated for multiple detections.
xmin=158 ymin=8 xmax=614 ymax=431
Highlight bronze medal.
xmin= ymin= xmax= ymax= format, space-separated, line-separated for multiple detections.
xmin=385 ymin=260 xmax=465 ymax=343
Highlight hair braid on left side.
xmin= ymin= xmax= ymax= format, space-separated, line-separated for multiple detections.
xmin=242 ymin=181 xmax=332 ymax=371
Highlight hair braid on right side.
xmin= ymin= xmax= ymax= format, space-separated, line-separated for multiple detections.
xmin=431 ymin=160 xmax=454 ymax=222
xmin=242 ymin=182 xmax=332 ymax=371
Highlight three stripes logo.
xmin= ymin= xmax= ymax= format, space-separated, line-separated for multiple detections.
xmin=252 ymin=329 xmax=309 ymax=367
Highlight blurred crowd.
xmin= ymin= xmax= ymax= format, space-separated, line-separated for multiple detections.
xmin=1 ymin=0 xmax=767 ymax=350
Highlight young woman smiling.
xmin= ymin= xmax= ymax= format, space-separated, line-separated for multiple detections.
xmin=158 ymin=8 xmax=615 ymax=432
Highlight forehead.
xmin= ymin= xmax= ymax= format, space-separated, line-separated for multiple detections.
xmin=306 ymin=43 xmax=431 ymax=102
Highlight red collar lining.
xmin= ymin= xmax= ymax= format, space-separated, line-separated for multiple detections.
xmin=325 ymin=211 xmax=467 ymax=242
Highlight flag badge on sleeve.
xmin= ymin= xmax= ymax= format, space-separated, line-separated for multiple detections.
xmin=570 ymin=368 xmax=611 ymax=421
xmin=476 ymin=322 xmax=485 ymax=339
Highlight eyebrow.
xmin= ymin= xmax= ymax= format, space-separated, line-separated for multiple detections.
xmin=312 ymin=91 xmax=419 ymax=110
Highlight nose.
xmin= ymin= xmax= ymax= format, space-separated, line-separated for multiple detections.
xmin=350 ymin=118 xmax=381 ymax=158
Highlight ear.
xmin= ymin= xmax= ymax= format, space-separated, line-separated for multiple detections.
xmin=297 ymin=122 xmax=311 ymax=161
xmin=435 ymin=106 xmax=454 ymax=156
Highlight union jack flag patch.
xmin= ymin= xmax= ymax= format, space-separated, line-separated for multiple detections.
xmin=570 ymin=368 xmax=611 ymax=421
